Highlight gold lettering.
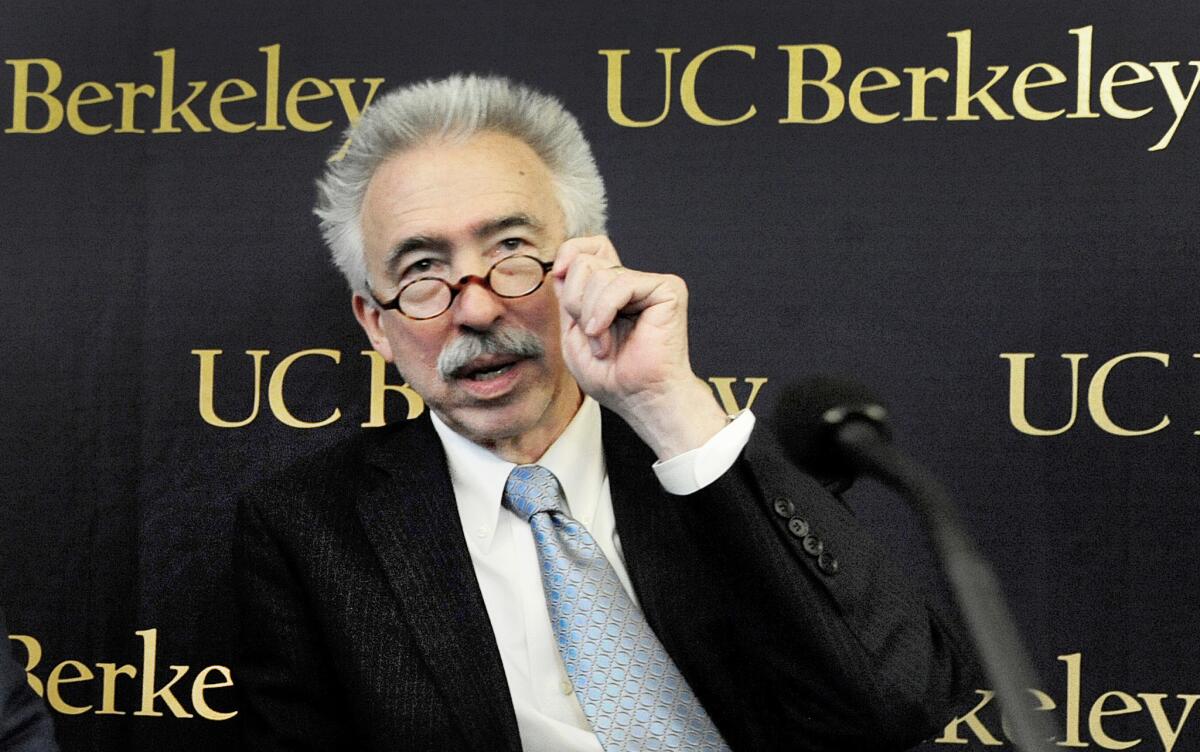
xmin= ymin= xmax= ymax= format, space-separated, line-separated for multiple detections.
xmin=1067 ymin=26 xmax=1100 ymax=119
xmin=66 ymin=81 xmax=114 ymax=135
xmin=193 ymin=349 xmax=268 ymax=428
xmin=599 ymin=48 xmax=680 ymax=127
xmin=946 ymin=29 xmax=1014 ymax=121
xmin=1088 ymin=691 xmax=1142 ymax=749
xmin=191 ymin=665 xmax=237 ymax=721
xmin=46 ymin=660 xmax=94 ymax=715
xmin=9 ymin=629 xmax=248 ymax=721
xmin=999 ymin=688 xmax=1057 ymax=746
xmin=330 ymin=77 xmax=385 ymax=126
xmin=362 ymin=350 xmax=425 ymax=426
xmin=326 ymin=77 xmax=386 ymax=161
xmin=935 ymin=689 xmax=1003 ymax=745
xmin=96 ymin=661 xmax=137 ymax=715
xmin=209 ymin=78 xmax=257 ymax=133
xmin=285 ymin=77 xmax=335 ymax=132
xmin=267 ymin=349 xmax=342 ymax=428
xmin=679 ymin=45 xmax=757 ymax=126
xmin=152 ymin=49 xmax=211 ymax=133
xmin=114 ymin=82 xmax=155 ymax=134
xmin=1147 ymin=61 xmax=1200 ymax=151
xmin=258 ymin=43 xmax=285 ymax=132
xmin=5 ymin=58 xmax=64 ymax=134
xmin=1139 ymin=693 xmax=1200 ymax=752
xmin=707 ymin=377 xmax=767 ymax=415
xmin=1099 ymin=61 xmax=1155 ymax=119
xmin=1001 ymin=353 xmax=1087 ymax=436
xmin=848 ymin=66 xmax=901 ymax=124
xmin=902 ymin=67 xmax=950 ymax=122
xmin=1087 ymin=352 xmax=1170 ymax=436
xmin=133 ymin=628 xmax=193 ymax=718
xmin=8 ymin=634 xmax=44 ymax=696
xmin=1061 ymin=652 xmax=1089 ymax=747
xmin=1012 ymin=63 xmax=1067 ymax=121
xmin=778 ymin=44 xmax=844 ymax=124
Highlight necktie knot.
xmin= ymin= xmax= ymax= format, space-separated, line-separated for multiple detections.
xmin=502 ymin=465 xmax=564 ymax=522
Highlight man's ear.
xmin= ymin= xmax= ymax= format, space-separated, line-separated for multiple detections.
xmin=352 ymin=293 xmax=395 ymax=362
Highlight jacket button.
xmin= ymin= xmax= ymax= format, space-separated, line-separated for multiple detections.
xmin=773 ymin=497 xmax=794 ymax=517
xmin=818 ymin=551 xmax=839 ymax=575
xmin=802 ymin=535 xmax=824 ymax=557
xmin=787 ymin=517 xmax=809 ymax=538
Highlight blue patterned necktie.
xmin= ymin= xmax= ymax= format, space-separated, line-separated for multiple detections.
xmin=502 ymin=464 xmax=729 ymax=752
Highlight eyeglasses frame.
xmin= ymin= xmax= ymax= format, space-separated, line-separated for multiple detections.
xmin=369 ymin=254 xmax=555 ymax=320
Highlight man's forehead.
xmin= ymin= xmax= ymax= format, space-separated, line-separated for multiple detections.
xmin=377 ymin=204 xmax=557 ymax=259
xmin=362 ymin=131 xmax=564 ymax=257
xmin=373 ymin=131 xmax=554 ymax=193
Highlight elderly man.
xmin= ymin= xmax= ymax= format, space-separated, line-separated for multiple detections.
xmin=234 ymin=75 xmax=973 ymax=752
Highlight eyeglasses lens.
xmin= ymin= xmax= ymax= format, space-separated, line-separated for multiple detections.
xmin=397 ymin=255 xmax=547 ymax=319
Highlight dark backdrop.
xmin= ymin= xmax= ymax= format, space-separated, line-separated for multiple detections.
xmin=2 ymin=2 xmax=1197 ymax=750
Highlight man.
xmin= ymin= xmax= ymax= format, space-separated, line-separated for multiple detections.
xmin=234 ymin=74 xmax=975 ymax=751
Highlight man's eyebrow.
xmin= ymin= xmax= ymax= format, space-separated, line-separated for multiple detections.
xmin=473 ymin=214 xmax=543 ymax=239
xmin=384 ymin=235 xmax=449 ymax=279
xmin=381 ymin=215 xmax=544 ymax=280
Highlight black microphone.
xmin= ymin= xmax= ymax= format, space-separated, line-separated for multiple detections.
xmin=774 ymin=377 xmax=1056 ymax=752
xmin=774 ymin=377 xmax=888 ymax=494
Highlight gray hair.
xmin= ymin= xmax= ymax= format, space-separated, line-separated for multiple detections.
xmin=314 ymin=74 xmax=608 ymax=298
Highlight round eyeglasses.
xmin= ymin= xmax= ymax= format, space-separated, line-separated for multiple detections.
xmin=370 ymin=254 xmax=555 ymax=320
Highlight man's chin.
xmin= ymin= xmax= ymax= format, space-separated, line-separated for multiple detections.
xmin=434 ymin=384 xmax=542 ymax=439
xmin=438 ymin=403 xmax=542 ymax=448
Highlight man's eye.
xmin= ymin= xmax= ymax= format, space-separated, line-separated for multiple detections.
xmin=404 ymin=258 xmax=438 ymax=276
xmin=499 ymin=238 xmax=526 ymax=252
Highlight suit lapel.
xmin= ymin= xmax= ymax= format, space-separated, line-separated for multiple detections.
xmin=355 ymin=417 xmax=521 ymax=752
xmin=602 ymin=409 xmax=746 ymax=744
xmin=600 ymin=409 xmax=677 ymax=633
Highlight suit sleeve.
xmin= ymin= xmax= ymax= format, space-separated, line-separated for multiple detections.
xmin=612 ymin=418 xmax=981 ymax=751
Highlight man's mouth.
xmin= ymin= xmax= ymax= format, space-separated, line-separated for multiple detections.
xmin=436 ymin=327 xmax=546 ymax=384
xmin=452 ymin=355 xmax=525 ymax=382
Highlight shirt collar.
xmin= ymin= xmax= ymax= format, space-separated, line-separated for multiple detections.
xmin=430 ymin=396 xmax=606 ymax=553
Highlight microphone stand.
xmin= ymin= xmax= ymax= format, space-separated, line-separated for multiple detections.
xmin=837 ymin=420 xmax=1056 ymax=752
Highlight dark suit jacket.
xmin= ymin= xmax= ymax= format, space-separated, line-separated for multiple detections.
xmin=1 ymin=609 xmax=59 ymax=752
xmin=234 ymin=410 xmax=975 ymax=751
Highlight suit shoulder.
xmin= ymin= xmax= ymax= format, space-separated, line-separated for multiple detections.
xmin=237 ymin=417 xmax=433 ymax=520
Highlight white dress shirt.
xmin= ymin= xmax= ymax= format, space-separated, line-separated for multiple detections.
xmin=430 ymin=397 xmax=755 ymax=752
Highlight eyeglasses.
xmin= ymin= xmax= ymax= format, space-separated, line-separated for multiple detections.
xmin=371 ymin=254 xmax=555 ymax=320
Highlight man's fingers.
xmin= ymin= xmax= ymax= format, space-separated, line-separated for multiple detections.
xmin=552 ymin=237 xmax=688 ymax=363
xmin=552 ymin=236 xmax=621 ymax=281
xmin=556 ymin=248 xmax=624 ymax=321
xmin=556 ymin=255 xmax=596 ymax=322
xmin=560 ymin=314 xmax=614 ymax=363
xmin=552 ymin=236 xmax=623 ymax=323
xmin=580 ymin=271 xmax=641 ymax=336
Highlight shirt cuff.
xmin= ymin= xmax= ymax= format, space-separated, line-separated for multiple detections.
xmin=652 ymin=410 xmax=756 ymax=495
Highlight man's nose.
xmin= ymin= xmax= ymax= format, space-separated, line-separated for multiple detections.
xmin=449 ymin=274 xmax=506 ymax=330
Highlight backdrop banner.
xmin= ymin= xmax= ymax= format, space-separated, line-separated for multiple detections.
xmin=2 ymin=2 xmax=1197 ymax=750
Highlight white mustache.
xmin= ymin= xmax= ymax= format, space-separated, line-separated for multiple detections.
xmin=437 ymin=327 xmax=545 ymax=381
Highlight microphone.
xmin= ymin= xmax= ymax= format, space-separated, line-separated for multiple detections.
xmin=774 ymin=377 xmax=1056 ymax=752
xmin=774 ymin=377 xmax=888 ymax=494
